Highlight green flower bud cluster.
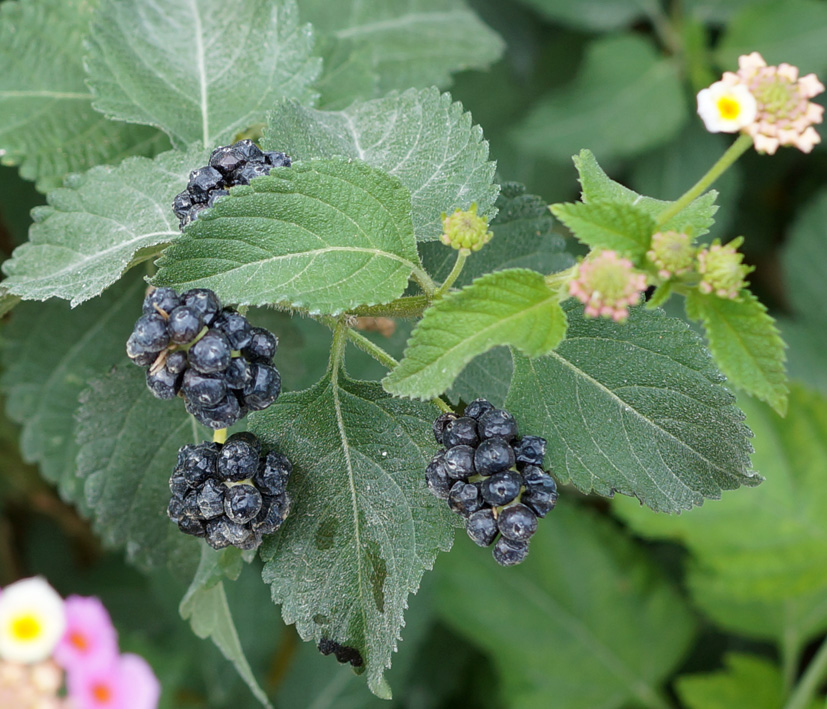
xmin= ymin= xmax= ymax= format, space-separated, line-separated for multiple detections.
xmin=440 ymin=204 xmax=493 ymax=252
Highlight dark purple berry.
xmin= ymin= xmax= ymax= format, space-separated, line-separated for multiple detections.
xmin=254 ymin=451 xmax=292 ymax=496
xmin=188 ymin=329 xmax=232 ymax=374
xmin=474 ymin=437 xmax=516 ymax=476
xmin=234 ymin=163 xmax=270 ymax=184
xmin=181 ymin=289 xmax=221 ymax=325
xmin=173 ymin=191 xmax=193 ymax=219
xmin=186 ymin=393 xmax=244 ymax=429
xmin=146 ymin=362 xmax=182 ymax=400
xmin=443 ymin=417 xmax=479 ymax=448
xmin=514 ymin=436 xmax=547 ymax=468
xmin=242 ymin=362 xmax=281 ymax=410
xmin=497 ymin=504 xmax=537 ymax=542
xmin=217 ymin=433 xmax=260 ymax=481
xmin=181 ymin=443 xmax=219 ymax=487
xmin=432 ymin=412 xmax=457 ymax=445
xmin=225 ymin=357 xmax=253 ymax=390
xmin=126 ymin=336 xmax=160 ymax=367
xmin=165 ymin=350 xmax=188 ymax=375
xmin=213 ymin=517 xmax=252 ymax=546
xmin=213 ymin=310 xmax=253 ymax=349
xmin=131 ymin=313 xmax=170 ymax=352
xmin=186 ymin=202 xmax=208 ymax=225
xmin=181 ymin=490 xmax=201 ymax=519
xmin=492 ymin=536 xmax=529 ymax=566
xmin=142 ymin=287 xmax=181 ymax=317
xmin=207 ymin=189 xmax=229 ymax=208
xmin=252 ymin=495 xmax=290 ymax=534
xmin=466 ymin=509 xmax=498 ymax=547
xmin=196 ymin=478 xmax=226 ymax=519
xmin=224 ymin=484 xmax=262 ymax=524
xmin=242 ymin=327 xmax=278 ymax=362
xmin=521 ymin=466 xmax=558 ymax=497
xmin=478 ymin=409 xmax=518 ymax=442
xmin=521 ymin=487 xmax=556 ymax=518
xmin=205 ymin=518 xmax=232 ymax=550
xmin=447 ymin=481 xmax=483 ymax=517
xmin=167 ymin=497 xmax=183 ymax=524
xmin=182 ymin=368 xmax=227 ymax=408
xmin=178 ymin=517 xmax=206 ymax=537
xmin=209 ymin=144 xmax=247 ymax=175
xmin=233 ymin=139 xmax=264 ymax=163
xmin=187 ymin=166 xmax=224 ymax=201
xmin=425 ymin=452 xmax=452 ymax=500
xmin=169 ymin=470 xmax=188 ymax=498
xmin=481 ymin=471 xmax=523 ymax=507
xmin=443 ymin=445 xmax=476 ymax=480
xmin=263 ymin=151 xmax=291 ymax=167
xmin=464 ymin=398 xmax=494 ymax=421
xmin=168 ymin=306 xmax=203 ymax=345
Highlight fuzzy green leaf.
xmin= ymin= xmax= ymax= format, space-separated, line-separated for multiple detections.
xmin=0 ymin=0 xmax=169 ymax=191
xmin=447 ymin=347 xmax=513 ymax=408
xmin=153 ymin=159 xmax=421 ymax=315
xmin=551 ymin=200 xmax=657 ymax=260
xmin=676 ymin=654 xmax=790 ymax=709
xmin=506 ymin=301 xmax=758 ymax=513
xmin=75 ymin=365 xmax=201 ymax=571
xmin=436 ymin=504 xmax=696 ymax=709
xmin=512 ymin=35 xmax=687 ymax=162
xmin=615 ymin=385 xmax=827 ymax=607
xmin=514 ymin=0 xmax=647 ymax=31
xmin=1 ymin=145 xmax=205 ymax=305
xmin=300 ymin=0 xmax=504 ymax=96
xmin=263 ymin=88 xmax=498 ymax=242
xmin=419 ymin=181 xmax=574 ymax=287
xmin=384 ymin=269 xmax=567 ymax=399
xmin=574 ymin=149 xmax=718 ymax=237
xmin=685 ymin=290 xmax=788 ymax=415
xmin=85 ymin=0 xmax=320 ymax=148
xmin=180 ymin=547 xmax=272 ymax=709
xmin=0 ymin=277 xmax=143 ymax=504
xmin=252 ymin=374 xmax=453 ymax=698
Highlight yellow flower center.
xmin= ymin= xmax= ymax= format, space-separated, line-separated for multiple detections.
xmin=717 ymin=95 xmax=741 ymax=120
xmin=10 ymin=614 xmax=41 ymax=642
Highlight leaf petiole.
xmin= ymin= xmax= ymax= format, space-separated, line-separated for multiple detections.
xmin=784 ymin=633 xmax=827 ymax=709
xmin=434 ymin=249 xmax=469 ymax=299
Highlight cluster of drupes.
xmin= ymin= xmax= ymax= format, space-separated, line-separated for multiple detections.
xmin=426 ymin=400 xmax=558 ymax=566
xmin=172 ymin=139 xmax=291 ymax=230
xmin=168 ymin=433 xmax=292 ymax=551
xmin=126 ymin=287 xmax=281 ymax=429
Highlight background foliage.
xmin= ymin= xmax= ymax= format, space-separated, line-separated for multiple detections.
xmin=1 ymin=0 xmax=827 ymax=706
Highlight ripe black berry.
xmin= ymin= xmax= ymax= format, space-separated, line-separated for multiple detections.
xmin=234 ymin=162 xmax=271 ymax=184
xmin=492 ymin=537 xmax=529 ymax=566
xmin=188 ymin=330 xmax=232 ymax=374
xmin=224 ymin=484 xmax=262 ymax=525
xmin=173 ymin=192 xmax=193 ymax=219
xmin=196 ymin=478 xmax=226 ymax=519
xmin=514 ymin=436 xmax=547 ymax=468
xmin=131 ymin=313 xmax=170 ymax=352
xmin=217 ymin=433 xmax=260 ymax=481
xmin=188 ymin=166 xmax=224 ymax=200
xmin=165 ymin=350 xmax=188 ymax=375
xmin=142 ymin=287 xmax=181 ymax=317
xmin=443 ymin=445 xmax=476 ymax=480
xmin=443 ymin=417 xmax=479 ymax=448
xmin=178 ymin=517 xmax=206 ymax=538
xmin=252 ymin=495 xmax=289 ymax=534
xmin=146 ymin=362 xmax=181 ymax=400
xmin=168 ymin=306 xmax=203 ymax=345
xmin=474 ymin=437 xmax=516 ymax=475
xmin=182 ymin=369 xmax=227 ymax=408
xmin=255 ymin=451 xmax=292 ymax=496
xmin=466 ymin=509 xmax=498 ymax=547
xmin=481 ymin=471 xmax=522 ymax=507
xmin=243 ymin=362 xmax=281 ymax=410
xmin=425 ymin=453 xmax=452 ymax=500
xmin=209 ymin=144 xmax=246 ymax=175
xmin=225 ymin=357 xmax=253 ymax=389
xmin=478 ymin=409 xmax=518 ymax=441
xmin=432 ymin=412 xmax=457 ymax=445
xmin=521 ymin=487 xmax=556 ymax=518
xmin=447 ymin=481 xmax=483 ymax=517
xmin=213 ymin=310 xmax=253 ymax=349
xmin=181 ymin=289 xmax=220 ymax=326
xmin=497 ymin=504 xmax=538 ymax=542
xmin=242 ymin=328 xmax=278 ymax=362
xmin=187 ymin=394 xmax=243 ymax=430
xmin=463 ymin=398 xmax=495 ymax=421
xmin=521 ymin=466 xmax=558 ymax=497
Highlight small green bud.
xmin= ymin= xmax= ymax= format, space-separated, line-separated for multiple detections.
xmin=696 ymin=237 xmax=753 ymax=299
xmin=440 ymin=204 xmax=493 ymax=252
xmin=646 ymin=230 xmax=695 ymax=279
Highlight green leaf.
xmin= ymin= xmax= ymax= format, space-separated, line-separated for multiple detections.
xmin=685 ymin=290 xmax=788 ymax=415
xmin=514 ymin=0 xmax=647 ymax=31
xmin=778 ymin=317 xmax=827 ymax=395
xmin=614 ymin=384 xmax=827 ymax=610
xmin=717 ymin=0 xmax=827 ymax=75
xmin=85 ymin=0 xmax=321 ymax=148
xmin=153 ymin=159 xmax=422 ymax=314
xmin=447 ymin=346 xmax=513 ymax=408
xmin=75 ymin=365 xmax=201 ymax=571
xmin=782 ymin=188 xmax=827 ymax=322
xmin=1 ymin=145 xmax=205 ymax=305
xmin=263 ymin=88 xmax=498 ymax=242
xmin=384 ymin=269 xmax=567 ymax=399
xmin=310 ymin=38 xmax=377 ymax=110
xmin=252 ymin=373 xmax=454 ymax=698
xmin=180 ymin=546 xmax=272 ymax=709
xmin=419 ymin=181 xmax=574 ymax=287
xmin=300 ymin=0 xmax=504 ymax=95
xmin=574 ymin=149 xmax=719 ymax=237
xmin=0 ymin=0 xmax=169 ymax=191
xmin=435 ymin=504 xmax=696 ymax=709
xmin=506 ymin=301 xmax=758 ymax=513
xmin=675 ymin=654 xmax=788 ymax=709
xmin=512 ymin=35 xmax=687 ymax=162
xmin=551 ymin=200 xmax=657 ymax=260
xmin=0 ymin=277 xmax=143 ymax=503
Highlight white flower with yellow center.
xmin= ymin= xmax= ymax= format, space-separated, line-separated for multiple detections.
xmin=0 ymin=578 xmax=66 ymax=664
xmin=697 ymin=78 xmax=758 ymax=133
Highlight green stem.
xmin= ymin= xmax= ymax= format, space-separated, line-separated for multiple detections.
xmin=410 ymin=265 xmax=437 ymax=299
xmin=434 ymin=249 xmax=468 ymax=299
xmin=329 ymin=317 xmax=348 ymax=377
xmin=213 ymin=428 xmax=227 ymax=445
xmin=350 ymin=295 xmax=429 ymax=319
xmin=655 ymin=133 xmax=753 ymax=227
xmin=782 ymin=618 xmax=801 ymax=693
xmin=784 ymin=634 xmax=827 ymax=709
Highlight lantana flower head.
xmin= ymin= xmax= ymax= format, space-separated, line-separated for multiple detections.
xmin=696 ymin=237 xmax=753 ymax=299
xmin=0 ymin=577 xmax=66 ymax=664
xmin=440 ymin=203 xmax=493 ymax=252
xmin=0 ymin=658 xmax=70 ymax=708
xmin=54 ymin=596 xmax=119 ymax=674
xmin=67 ymin=652 xmax=160 ymax=709
xmin=646 ymin=230 xmax=695 ymax=279
xmin=697 ymin=77 xmax=758 ymax=133
xmin=728 ymin=52 xmax=823 ymax=154
xmin=568 ymin=250 xmax=648 ymax=323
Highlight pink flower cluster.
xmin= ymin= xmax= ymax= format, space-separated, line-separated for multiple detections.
xmin=568 ymin=250 xmax=648 ymax=322
xmin=0 ymin=579 xmax=160 ymax=709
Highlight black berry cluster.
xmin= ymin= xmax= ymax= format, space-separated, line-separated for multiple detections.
xmin=167 ymin=433 xmax=292 ymax=551
xmin=425 ymin=399 xmax=558 ymax=566
xmin=126 ymin=287 xmax=281 ymax=429
xmin=172 ymin=140 xmax=291 ymax=230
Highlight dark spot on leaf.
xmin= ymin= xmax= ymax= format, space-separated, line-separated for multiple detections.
xmin=312 ymin=614 xmax=328 ymax=625
xmin=365 ymin=540 xmax=387 ymax=613
xmin=314 ymin=516 xmax=337 ymax=550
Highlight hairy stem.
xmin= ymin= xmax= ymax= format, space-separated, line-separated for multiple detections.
xmin=656 ymin=133 xmax=753 ymax=227
xmin=434 ymin=249 xmax=468 ymax=299
xmin=410 ymin=265 xmax=437 ymax=299
xmin=784 ymin=634 xmax=827 ymax=709
xmin=350 ymin=295 xmax=430 ymax=319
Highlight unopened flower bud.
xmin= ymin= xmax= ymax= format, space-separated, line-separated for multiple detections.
xmin=568 ymin=250 xmax=648 ymax=323
xmin=646 ymin=231 xmax=695 ymax=279
xmin=440 ymin=204 xmax=493 ymax=252
xmin=696 ymin=237 xmax=753 ymax=299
